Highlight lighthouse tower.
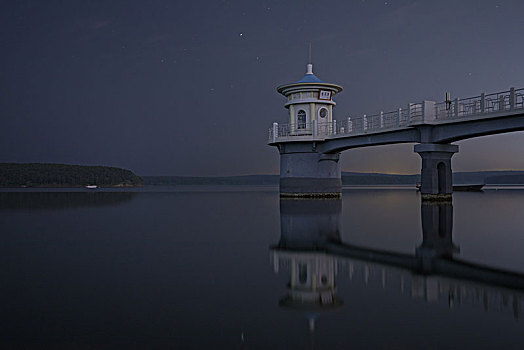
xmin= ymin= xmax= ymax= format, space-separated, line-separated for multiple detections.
xmin=271 ymin=60 xmax=343 ymax=197
xmin=276 ymin=63 xmax=343 ymax=137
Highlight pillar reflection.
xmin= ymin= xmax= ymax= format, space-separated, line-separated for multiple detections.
xmin=416 ymin=200 xmax=459 ymax=271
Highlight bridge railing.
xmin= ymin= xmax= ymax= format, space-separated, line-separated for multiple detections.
xmin=517 ymin=89 xmax=524 ymax=109
xmin=336 ymin=107 xmax=413 ymax=135
xmin=435 ymin=88 xmax=524 ymax=120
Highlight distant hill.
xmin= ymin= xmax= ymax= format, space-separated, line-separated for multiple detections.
xmin=485 ymin=174 xmax=524 ymax=184
xmin=452 ymin=171 xmax=524 ymax=184
xmin=0 ymin=163 xmax=143 ymax=187
xmin=4 ymin=165 xmax=519 ymax=188
xmin=142 ymin=171 xmax=524 ymax=186
xmin=341 ymin=172 xmax=419 ymax=185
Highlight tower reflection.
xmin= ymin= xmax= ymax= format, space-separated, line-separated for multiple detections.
xmin=271 ymin=197 xmax=524 ymax=329
xmin=271 ymin=200 xmax=343 ymax=332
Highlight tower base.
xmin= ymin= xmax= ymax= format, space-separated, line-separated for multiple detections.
xmin=279 ymin=143 xmax=341 ymax=198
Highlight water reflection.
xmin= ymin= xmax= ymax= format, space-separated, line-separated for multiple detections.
xmin=271 ymin=198 xmax=524 ymax=330
xmin=0 ymin=191 xmax=138 ymax=210
xmin=272 ymin=200 xmax=343 ymax=332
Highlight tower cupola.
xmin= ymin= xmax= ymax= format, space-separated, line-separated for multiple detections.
xmin=277 ymin=63 xmax=343 ymax=133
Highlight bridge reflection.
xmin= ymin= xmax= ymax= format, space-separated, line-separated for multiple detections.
xmin=270 ymin=198 xmax=524 ymax=331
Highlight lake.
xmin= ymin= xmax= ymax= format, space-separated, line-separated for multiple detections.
xmin=1 ymin=186 xmax=524 ymax=348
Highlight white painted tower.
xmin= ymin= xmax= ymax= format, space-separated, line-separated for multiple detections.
xmin=271 ymin=58 xmax=344 ymax=197
xmin=276 ymin=62 xmax=343 ymax=136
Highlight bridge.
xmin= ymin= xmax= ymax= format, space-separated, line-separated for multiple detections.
xmin=268 ymin=63 xmax=524 ymax=198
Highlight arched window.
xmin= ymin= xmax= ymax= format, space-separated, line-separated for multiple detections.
xmin=297 ymin=110 xmax=306 ymax=129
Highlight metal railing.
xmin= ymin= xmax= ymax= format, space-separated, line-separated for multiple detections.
xmin=435 ymin=88 xmax=524 ymax=120
xmin=268 ymin=87 xmax=524 ymax=143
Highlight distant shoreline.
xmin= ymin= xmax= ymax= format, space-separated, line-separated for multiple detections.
xmin=2 ymin=184 xmax=524 ymax=193
xmin=141 ymin=171 xmax=524 ymax=186
xmin=3 ymin=163 xmax=524 ymax=187
xmin=0 ymin=184 xmax=143 ymax=188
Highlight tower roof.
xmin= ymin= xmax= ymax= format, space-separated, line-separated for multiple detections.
xmin=277 ymin=63 xmax=343 ymax=95
xmin=296 ymin=72 xmax=324 ymax=84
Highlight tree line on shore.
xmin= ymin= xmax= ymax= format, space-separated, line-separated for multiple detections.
xmin=0 ymin=163 xmax=143 ymax=187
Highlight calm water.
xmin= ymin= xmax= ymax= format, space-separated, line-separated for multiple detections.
xmin=1 ymin=187 xmax=524 ymax=348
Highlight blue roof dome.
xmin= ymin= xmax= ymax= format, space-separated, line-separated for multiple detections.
xmin=296 ymin=73 xmax=324 ymax=84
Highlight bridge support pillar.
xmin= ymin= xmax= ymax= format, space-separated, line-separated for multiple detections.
xmin=279 ymin=143 xmax=341 ymax=198
xmin=415 ymin=143 xmax=458 ymax=200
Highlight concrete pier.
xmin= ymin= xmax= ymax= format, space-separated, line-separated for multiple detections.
xmin=279 ymin=143 xmax=341 ymax=197
xmin=415 ymin=143 xmax=458 ymax=200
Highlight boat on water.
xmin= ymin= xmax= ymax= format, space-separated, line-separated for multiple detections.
xmin=452 ymin=184 xmax=485 ymax=191
xmin=85 ymin=185 xmax=98 ymax=189
xmin=415 ymin=183 xmax=484 ymax=191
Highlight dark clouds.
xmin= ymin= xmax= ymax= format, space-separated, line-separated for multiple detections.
xmin=1 ymin=0 xmax=524 ymax=175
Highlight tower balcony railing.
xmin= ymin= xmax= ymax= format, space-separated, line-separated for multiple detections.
xmin=268 ymin=122 xmax=334 ymax=142
xmin=268 ymin=87 xmax=524 ymax=143
xmin=268 ymin=104 xmax=422 ymax=143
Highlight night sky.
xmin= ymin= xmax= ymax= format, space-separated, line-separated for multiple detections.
xmin=2 ymin=0 xmax=524 ymax=176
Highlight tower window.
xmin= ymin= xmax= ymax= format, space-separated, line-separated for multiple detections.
xmin=297 ymin=110 xmax=306 ymax=129
xmin=319 ymin=108 xmax=328 ymax=119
